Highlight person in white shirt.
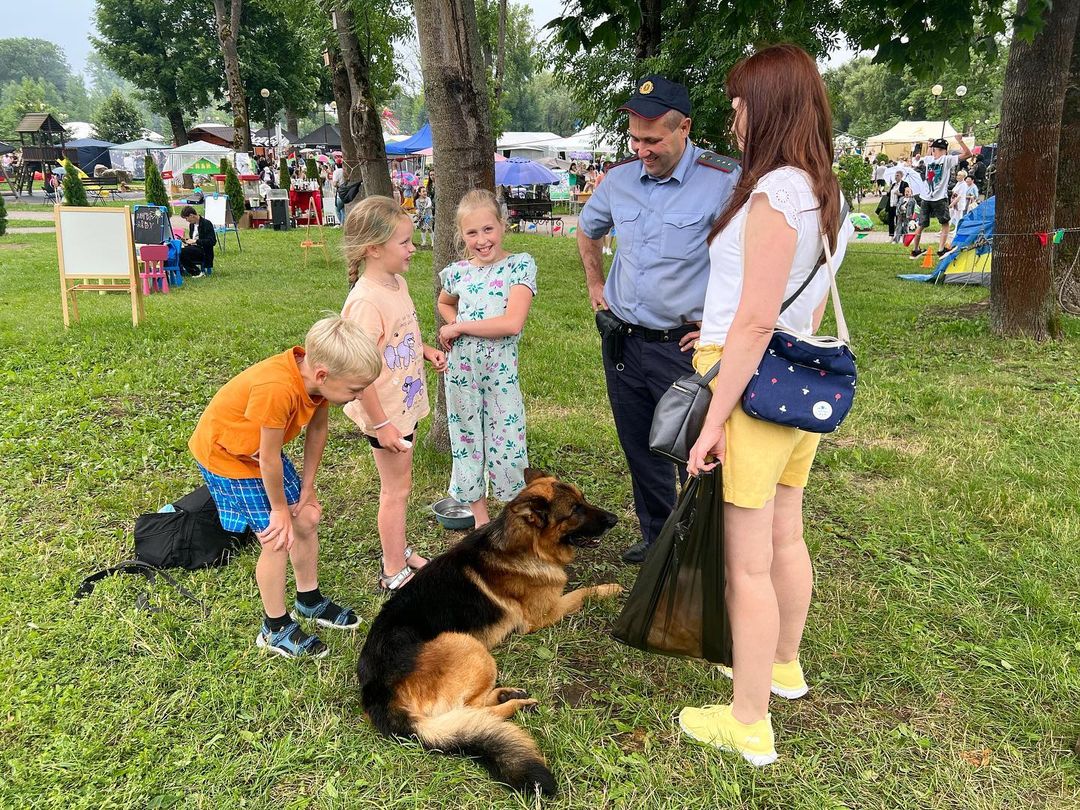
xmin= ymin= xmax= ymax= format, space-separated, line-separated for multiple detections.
xmin=332 ymin=161 xmax=346 ymax=225
xmin=909 ymin=134 xmax=972 ymax=259
xmin=678 ymin=43 xmax=854 ymax=769
xmin=950 ymin=173 xmax=979 ymax=222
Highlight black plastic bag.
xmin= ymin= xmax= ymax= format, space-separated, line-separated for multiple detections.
xmin=612 ymin=470 xmax=732 ymax=664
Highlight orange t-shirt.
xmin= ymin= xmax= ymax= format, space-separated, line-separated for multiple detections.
xmin=188 ymin=347 xmax=326 ymax=478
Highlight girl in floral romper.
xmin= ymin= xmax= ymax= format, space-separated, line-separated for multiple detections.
xmin=437 ymin=190 xmax=536 ymax=527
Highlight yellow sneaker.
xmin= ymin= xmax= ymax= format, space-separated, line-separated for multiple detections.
xmin=678 ymin=703 xmax=778 ymax=766
xmin=716 ymin=659 xmax=809 ymax=699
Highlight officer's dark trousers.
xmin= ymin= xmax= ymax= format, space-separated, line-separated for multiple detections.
xmin=602 ymin=333 xmax=694 ymax=546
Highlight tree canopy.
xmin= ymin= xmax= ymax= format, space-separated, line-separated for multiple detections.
xmin=93 ymin=89 xmax=144 ymax=143
xmin=825 ymin=53 xmax=1004 ymax=143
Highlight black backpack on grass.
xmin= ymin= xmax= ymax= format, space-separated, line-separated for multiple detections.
xmin=75 ymin=486 xmax=255 ymax=611
xmin=133 ymin=486 xmax=253 ymax=569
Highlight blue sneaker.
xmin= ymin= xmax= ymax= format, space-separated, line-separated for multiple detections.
xmin=255 ymin=620 xmax=329 ymax=659
xmin=292 ymin=596 xmax=360 ymax=630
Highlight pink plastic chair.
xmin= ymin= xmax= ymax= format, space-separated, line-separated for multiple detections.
xmin=139 ymin=244 xmax=170 ymax=295
xmin=173 ymin=227 xmax=186 ymax=239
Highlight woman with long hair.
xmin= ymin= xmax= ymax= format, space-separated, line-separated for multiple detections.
xmin=679 ymin=44 xmax=851 ymax=765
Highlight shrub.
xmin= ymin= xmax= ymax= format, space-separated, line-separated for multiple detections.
xmin=279 ymin=157 xmax=291 ymax=188
xmin=143 ymin=157 xmax=171 ymax=214
xmin=836 ymin=154 xmax=873 ymax=206
xmin=305 ymin=157 xmax=319 ymax=180
xmin=0 ymin=193 xmax=7 ymax=236
xmin=224 ymin=162 xmax=245 ymax=223
xmin=61 ymin=160 xmax=88 ymax=207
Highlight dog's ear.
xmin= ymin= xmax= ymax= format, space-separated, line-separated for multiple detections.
xmin=523 ymin=467 xmax=550 ymax=485
xmin=514 ymin=495 xmax=549 ymax=529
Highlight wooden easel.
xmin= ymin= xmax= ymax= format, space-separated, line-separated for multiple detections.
xmin=300 ymin=198 xmax=329 ymax=269
xmin=56 ymin=206 xmax=144 ymax=327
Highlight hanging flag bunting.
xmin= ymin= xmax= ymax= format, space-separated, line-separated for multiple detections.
xmin=1053 ymin=229 xmax=1065 ymax=244
xmin=1037 ymin=232 xmax=1049 ymax=247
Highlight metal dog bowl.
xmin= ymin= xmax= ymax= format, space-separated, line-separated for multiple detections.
xmin=430 ymin=497 xmax=475 ymax=530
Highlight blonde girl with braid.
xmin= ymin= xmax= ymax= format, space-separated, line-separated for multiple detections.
xmin=340 ymin=196 xmax=448 ymax=593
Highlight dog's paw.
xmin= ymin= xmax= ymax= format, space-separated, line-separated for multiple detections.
xmin=497 ymin=687 xmax=531 ymax=703
xmin=518 ymin=698 xmax=540 ymax=713
xmin=594 ymin=583 xmax=624 ymax=598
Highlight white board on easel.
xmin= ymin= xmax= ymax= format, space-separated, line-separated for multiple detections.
xmin=204 ymin=194 xmax=231 ymax=228
xmin=55 ymin=205 xmax=143 ymax=327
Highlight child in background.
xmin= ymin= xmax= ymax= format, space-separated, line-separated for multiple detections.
xmin=189 ymin=316 xmax=382 ymax=658
xmin=415 ymin=186 xmax=434 ymax=248
xmin=340 ymin=197 xmax=448 ymax=593
xmin=894 ymin=186 xmax=916 ymax=245
xmin=437 ymin=190 xmax=537 ymax=526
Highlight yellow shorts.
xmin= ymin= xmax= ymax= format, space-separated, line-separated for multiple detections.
xmin=694 ymin=344 xmax=820 ymax=509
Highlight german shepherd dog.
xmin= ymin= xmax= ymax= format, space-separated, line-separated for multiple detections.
xmin=357 ymin=468 xmax=621 ymax=796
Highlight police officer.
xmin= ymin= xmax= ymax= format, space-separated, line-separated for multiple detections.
xmin=577 ymin=75 xmax=740 ymax=563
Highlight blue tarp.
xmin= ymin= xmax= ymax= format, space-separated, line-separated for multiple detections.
xmin=67 ymin=138 xmax=117 ymax=172
xmin=898 ymin=196 xmax=995 ymax=285
xmin=384 ymin=123 xmax=432 ymax=155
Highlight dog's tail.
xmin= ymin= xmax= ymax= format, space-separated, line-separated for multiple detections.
xmin=414 ymin=708 xmax=556 ymax=796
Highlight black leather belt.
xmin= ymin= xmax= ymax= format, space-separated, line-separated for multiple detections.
xmin=622 ymin=321 xmax=698 ymax=342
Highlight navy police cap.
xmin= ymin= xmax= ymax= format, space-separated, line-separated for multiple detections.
xmin=618 ymin=75 xmax=692 ymax=120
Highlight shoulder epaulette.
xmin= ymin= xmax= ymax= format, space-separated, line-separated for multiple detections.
xmin=696 ymin=152 xmax=739 ymax=173
xmin=607 ymin=155 xmax=641 ymax=171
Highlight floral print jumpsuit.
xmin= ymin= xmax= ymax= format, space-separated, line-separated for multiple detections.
xmin=438 ymin=253 xmax=537 ymax=502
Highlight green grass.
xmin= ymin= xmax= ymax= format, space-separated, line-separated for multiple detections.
xmin=0 ymin=226 xmax=1078 ymax=809
xmin=6 ymin=196 xmax=148 ymax=211
xmin=5 ymin=218 xmax=55 ymax=228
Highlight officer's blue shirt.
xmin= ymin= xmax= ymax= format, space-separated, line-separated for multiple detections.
xmin=579 ymin=142 xmax=740 ymax=329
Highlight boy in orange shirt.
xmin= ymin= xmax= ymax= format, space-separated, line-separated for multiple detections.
xmin=189 ymin=316 xmax=382 ymax=658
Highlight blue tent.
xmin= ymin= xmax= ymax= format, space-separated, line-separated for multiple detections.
xmin=385 ymin=123 xmax=432 ymax=155
xmin=67 ymin=138 xmax=117 ymax=172
xmin=899 ymin=196 xmax=994 ymax=286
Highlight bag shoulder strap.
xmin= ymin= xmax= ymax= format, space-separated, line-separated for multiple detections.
xmin=75 ymin=559 xmax=208 ymax=615
xmin=778 ymin=198 xmax=849 ymax=315
xmin=819 ymin=219 xmax=850 ymax=343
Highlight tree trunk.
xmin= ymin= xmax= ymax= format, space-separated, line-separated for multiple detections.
xmin=166 ymin=106 xmax=189 ymax=146
xmin=285 ymin=108 xmax=300 ymax=140
xmin=212 ymin=0 xmax=251 ymax=153
xmin=333 ymin=2 xmax=393 ymax=199
xmin=494 ymin=0 xmax=507 ymax=103
xmin=635 ymin=0 xmax=663 ymax=61
xmin=327 ymin=44 xmax=360 ymax=186
xmin=414 ymin=0 xmax=496 ymax=452
xmin=1054 ymin=19 xmax=1080 ymax=314
xmin=991 ymin=0 xmax=1079 ymax=338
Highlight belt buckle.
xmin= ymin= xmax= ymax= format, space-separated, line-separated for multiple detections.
xmin=660 ymin=329 xmax=671 ymax=342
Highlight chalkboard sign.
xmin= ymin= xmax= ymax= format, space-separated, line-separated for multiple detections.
xmin=133 ymin=205 xmax=169 ymax=245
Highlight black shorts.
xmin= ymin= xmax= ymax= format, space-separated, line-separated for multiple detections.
xmin=365 ymin=424 xmax=417 ymax=450
xmin=919 ymin=197 xmax=951 ymax=227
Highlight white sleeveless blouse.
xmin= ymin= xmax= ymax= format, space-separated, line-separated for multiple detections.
xmin=699 ymin=166 xmax=852 ymax=346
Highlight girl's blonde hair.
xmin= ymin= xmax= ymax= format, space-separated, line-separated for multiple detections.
xmin=454 ymin=189 xmax=504 ymax=260
xmin=342 ymin=195 xmax=411 ymax=286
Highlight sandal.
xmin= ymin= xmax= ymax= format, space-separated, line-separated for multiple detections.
xmin=378 ymin=566 xmax=414 ymax=593
xmin=292 ymin=596 xmax=360 ymax=630
xmin=403 ymin=546 xmax=428 ymax=571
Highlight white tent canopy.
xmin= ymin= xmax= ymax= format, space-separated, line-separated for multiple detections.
xmin=527 ymin=124 xmax=623 ymax=156
xmin=164 ymin=140 xmax=253 ymax=176
xmin=64 ymin=121 xmax=95 ymax=140
xmin=495 ymin=131 xmax=563 ymax=158
xmin=865 ymin=120 xmax=963 ymax=158
xmin=108 ymin=139 xmax=173 ymax=179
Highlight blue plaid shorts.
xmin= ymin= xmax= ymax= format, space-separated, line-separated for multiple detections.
xmin=197 ymin=455 xmax=301 ymax=533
